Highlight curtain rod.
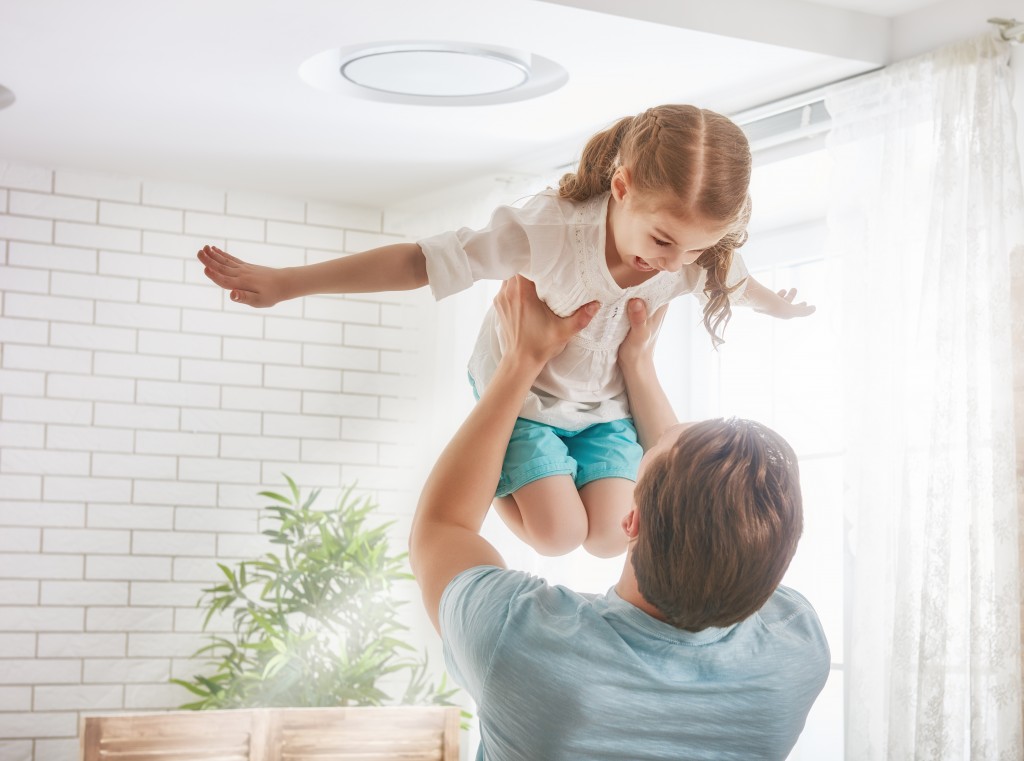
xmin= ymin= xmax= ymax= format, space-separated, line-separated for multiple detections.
xmin=989 ymin=17 xmax=1023 ymax=44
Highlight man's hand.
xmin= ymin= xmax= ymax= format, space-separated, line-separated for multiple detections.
xmin=197 ymin=245 xmax=292 ymax=307
xmin=494 ymin=275 xmax=599 ymax=367
xmin=618 ymin=299 xmax=668 ymax=370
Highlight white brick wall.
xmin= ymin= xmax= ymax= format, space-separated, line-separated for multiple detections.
xmin=0 ymin=160 xmax=431 ymax=759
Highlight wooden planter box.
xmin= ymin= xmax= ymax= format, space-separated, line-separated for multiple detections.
xmin=80 ymin=705 xmax=460 ymax=760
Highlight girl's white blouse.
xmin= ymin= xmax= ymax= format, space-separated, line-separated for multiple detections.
xmin=418 ymin=190 xmax=749 ymax=430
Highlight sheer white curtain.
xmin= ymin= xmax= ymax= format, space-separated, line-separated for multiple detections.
xmin=826 ymin=34 xmax=1024 ymax=759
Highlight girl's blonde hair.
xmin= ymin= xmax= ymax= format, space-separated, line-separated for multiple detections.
xmin=558 ymin=105 xmax=752 ymax=346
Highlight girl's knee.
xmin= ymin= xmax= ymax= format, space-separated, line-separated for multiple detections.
xmin=530 ymin=523 xmax=588 ymax=557
xmin=583 ymin=530 xmax=627 ymax=558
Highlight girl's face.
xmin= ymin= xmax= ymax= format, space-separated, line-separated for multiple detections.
xmin=608 ymin=169 xmax=730 ymax=276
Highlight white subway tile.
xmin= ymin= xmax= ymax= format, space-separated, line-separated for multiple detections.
xmin=127 ymin=632 xmax=204 ymax=657
xmin=0 ymin=740 xmax=32 ymax=761
xmin=124 ymin=682 xmax=190 ymax=709
xmin=94 ymin=402 xmax=179 ymax=431
xmin=129 ymin=581 xmax=205 ymax=607
xmin=306 ymin=201 xmax=381 ymax=231
xmin=44 ymin=476 xmax=132 ymax=504
xmin=52 ymin=270 xmax=139 ymax=302
xmin=216 ymin=533 xmax=274 ymax=559
xmin=132 ymin=530 xmax=216 ymax=556
xmin=180 ymin=407 xmax=260 ymax=435
xmin=0 ymin=501 xmax=84 ymax=527
xmin=341 ymin=417 xmax=409 ymax=444
xmin=344 ymin=324 xmax=412 ymax=351
xmin=379 ymin=397 xmax=419 ymax=421
xmin=227 ymin=191 xmax=304 ymax=222
xmin=301 ymin=344 xmax=378 ymax=371
xmin=0 ymin=606 xmax=83 ymax=631
xmin=0 ymin=476 xmax=42 ymax=502
xmin=343 ymin=371 xmax=411 ymax=397
xmin=216 ymin=484 xmax=277 ymax=509
xmin=83 ymin=657 xmax=170 ymax=683
xmin=0 ymin=634 xmax=35 ymax=657
xmin=133 ymin=480 xmax=216 ymax=508
xmin=88 ymin=504 xmax=173 ymax=530
xmin=96 ymin=301 xmax=180 ymax=331
xmin=92 ymin=453 xmax=177 ymax=480
xmin=219 ymin=386 xmax=300 ymax=414
xmin=4 ymin=292 xmax=93 ymax=323
xmin=223 ymin=336 xmax=299 ymax=364
xmin=172 ymin=557 xmax=222 ymax=582
xmin=181 ymin=358 xmax=262 ymax=386
xmin=220 ymin=240 xmax=306 ymax=268
xmin=55 ymin=221 xmax=140 ymax=252
xmin=47 ymin=373 xmax=135 ymax=402
xmin=3 ymin=344 xmax=91 ymax=374
xmin=302 ymin=391 xmax=377 ymax=418
xmin=137 ymin=379 xmax=219 ymax=408
xmin=0 ymin=421 xmax=45 ymax=448
xmin=180 ymin=308 xmax=264 ymax=338
xmin=174 ymin=507 xmax=258 ymax=534
xmin=0 ymin=579 xmax=39 ymax=603
xmin=138 ymin=329 xmax=220 ymax=359
xmin=0 ymin=369 xmax=46 ymax=396
xmin=0 ymin=686 xmax=31 ymax=711
xmin=344 ymin=229 xmax=406 ymax=253
xmin=143 ymin=180 xmax=224 ymax=212
xmin=264 ymin=413 xmax=340 ymax=440
xmin=35 ymin=683 xmax=123 ymax=710
xmin=184 ymin=211 xmax=264 ymax=242
xmin=264 ymin=365 xmax=340 ymax=392
xmin=139 ymin=280 xmax=221 ymax=310
xmin=37 ymin=632 xmax=126 ymax=658
xmin=0 ymin=264 xmax=49 ymax=293
xmin=304 ymin=295 xmax=380 ymax=324
xmin=100 ymin=250 xmax=183 ymax=281
xmin=86 ymin=555 xmax=172 ymax=581
xmin=0 ymin=162 xmax=53 ymax=192
xmin=8 ymin=240 xmax=97 ymax=272
xmin=219 ymin=435 xmax=299 ymax=461
xmin=265 ymin=315 xmax=342 ymax=344
xmin=42 ymin=528 xmax=131 ymax=554
xmin=9 ymin=191 xmax=96 ymax=222
xmin=3 ymin=397 xmax=91 ymax=425
xmin=35 ymin=739 xmax=81 ymax=761
xmin=135 ymin=431 xmax=217 ymax=457
xmin=86 ymin=607 xmax=174 ymax=632
xmin=100 ymin=201 xmax=183 ymax=232
xmin=0 ymin=214 xmax=52 ymax=243
xmin=0 ymin=317 xmax=49 ymax=345
xmin=0 ymin=712 xmax=78 ymax=739
xmin=51 ymin=322 xmax=135 ymax=352
xmin=55 ymin=169 xmax=140 ymax=202
xmin=259 ymin=461 xmax=339 ymax=488
xmin=341 ymin=463 xmax=415 ymax=491
xmin=1 ymin=448 xmax=90 ymax=476
xmin=266 ymin=220 xmax=344 ymax=251
xmin=177 ymin=457 xmax=260 ymax=484
xmin=300 ymin=439 xmax=377 ymax=465
xmin=174 ymin=607 xmax=231 ymax=633
xmin=41 ymin=581 xmax=129 ymax=606
xmin=380 ymin=303 xmax=409 ymax=327
xmin=143 ymin=230 xmax=218 ymax=259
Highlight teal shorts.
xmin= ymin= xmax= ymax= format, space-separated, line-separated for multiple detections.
xmin=495 ymin=417 xmax=642 ymax=498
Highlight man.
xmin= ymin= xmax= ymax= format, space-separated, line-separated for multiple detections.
xmin=409 ymin=276 xmax=829 ymax=760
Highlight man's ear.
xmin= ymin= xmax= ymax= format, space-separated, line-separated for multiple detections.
xmin=621 ymin=507 xmax=640 ymax=539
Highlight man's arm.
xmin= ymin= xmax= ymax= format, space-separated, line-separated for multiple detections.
xmin=197 ymin=243 xmax=427 ymax=307
xmin=618 ymin=300 xmax=678 ymax=450
xmin=410 ymin=276 xmax=598 ymax=633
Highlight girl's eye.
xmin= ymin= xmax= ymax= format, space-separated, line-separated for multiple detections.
xmin=653 ymin=237 xmax=671 ymax=247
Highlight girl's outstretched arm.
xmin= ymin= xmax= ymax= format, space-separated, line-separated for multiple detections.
xmin=744 ymin=275 xmax=816 ymax=319
xmin=197 ymin=243 xmax=428 ymax=307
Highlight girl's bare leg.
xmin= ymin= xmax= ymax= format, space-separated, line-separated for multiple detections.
xmin=493 ymin=475 xmax=588 ymax=557
xmin=579 ymin=478 xmax=634 ymax=558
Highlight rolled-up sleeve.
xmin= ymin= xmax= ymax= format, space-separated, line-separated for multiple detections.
xmin=417 ymin=202 xmax=542 ymax=301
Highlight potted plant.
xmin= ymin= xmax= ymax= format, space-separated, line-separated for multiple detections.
xmin=173 ymin=477 xmax=457 ymax=709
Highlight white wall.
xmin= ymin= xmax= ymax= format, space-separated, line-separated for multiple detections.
xmin=0 ymin=162 xmax=433 ymax=761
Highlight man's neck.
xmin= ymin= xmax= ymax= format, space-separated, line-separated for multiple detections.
xmin=615 ymin=560 xmax=668 ymax=622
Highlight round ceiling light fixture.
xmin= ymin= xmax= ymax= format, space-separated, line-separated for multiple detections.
xmin=299 ymin=41 xmax=568 ymax=106
xmin=0 ymin=85 xmax=15 ymax=111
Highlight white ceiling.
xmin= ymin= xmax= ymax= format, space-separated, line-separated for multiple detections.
xmin=0 ymin=0 xmax=968 ymax=209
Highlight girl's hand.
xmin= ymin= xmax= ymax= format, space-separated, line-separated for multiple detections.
xmin=494 ymin=275 xmax=599 ymax=368
xmin=197 ymin=245 xmax=291 ymax=307
xmin=618 ymin=299 xmax=668 ymax=369
xmin=753 ymin=287 xmax=816 ymax=319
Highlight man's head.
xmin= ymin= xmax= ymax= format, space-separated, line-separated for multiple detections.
xmin=630 ymin=418 xmax=803 ymax=632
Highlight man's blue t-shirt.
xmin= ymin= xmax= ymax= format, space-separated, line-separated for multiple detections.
xmin=440 ymin=566 xmax=830 ymax=761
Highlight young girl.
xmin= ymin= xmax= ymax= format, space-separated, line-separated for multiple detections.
xmin=197 ymin=104 xmax=813 ymax=560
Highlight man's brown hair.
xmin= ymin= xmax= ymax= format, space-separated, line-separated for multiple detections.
xmin=631 ymin=418 xmax=803 ymax=632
